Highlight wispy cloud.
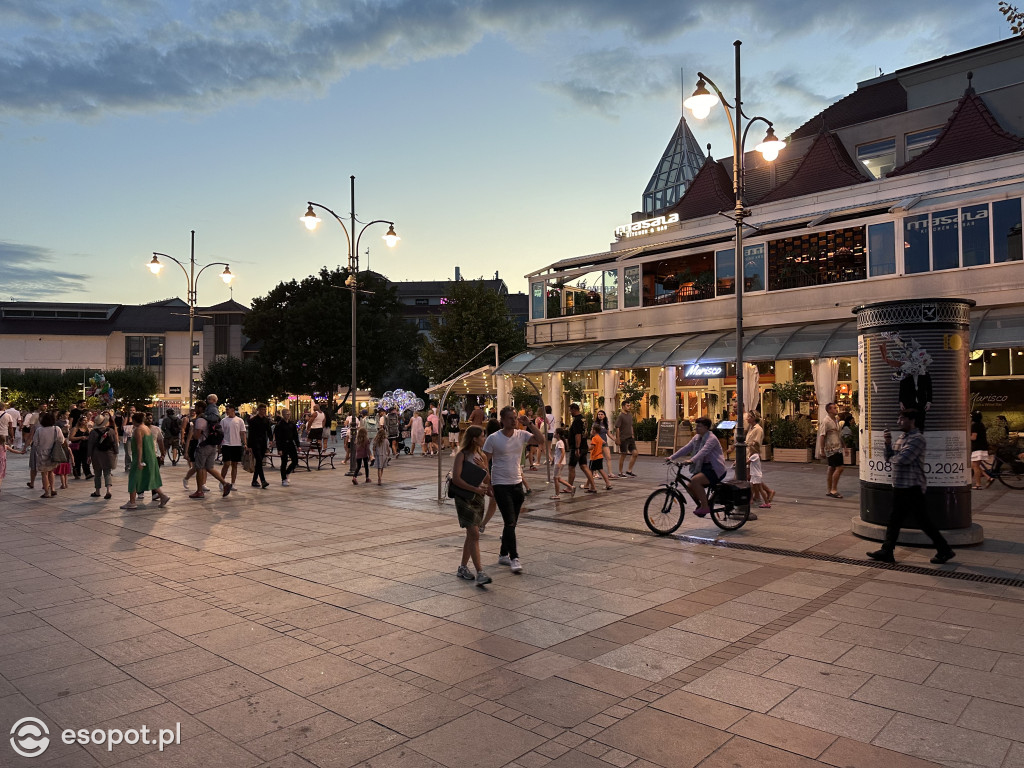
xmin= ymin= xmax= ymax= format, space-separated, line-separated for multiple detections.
xmin=0 ymin=242 xmax=89 ymax=299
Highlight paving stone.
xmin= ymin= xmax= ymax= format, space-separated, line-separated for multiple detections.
xmin=156 ymin=664 xmax=276 ymax=714
xmin=901 ymin=637 xmax=1001 ymax=671
xmin=499 ymin=677 xmax=619 ymax=728
xmin=727 ymin=712 xmax=838 ymax=759
xmin=550 ymin=635 xmax=623 ymax=661
xmin=852 ymin=675 xmax=970 ymax=724
xmin=694 ymin=736 xmax=825 ymax=768
xmin=402 ymin=645 xmax=503 ymax=685
xmin=310 ymin=672 xmax=430 ymax=723
xmin=590 ymin=644 xmax=692 ymax=683
xmin=650 ymin=689 xmax=748 ymax=730
xmin=872 ymin=712 xmax=1010 ymax=768
xmin=956 ymin=696 xmax=1024 ymax=741
xmin=13 ymin=656 xmax=129 ymax=705
xmin=766 ymin=688 xmax=894 ymax=742
xmin=683 ymin=667 xmax=796 ymax=713
xmin=832 ymin=646 xmax=939 ymax=684
xmin=350 ymin=629 xmax=451 ymax=664
xmin=407 ymin=711 xmax=545 ymax=768
xmin=243 ymin=712 xmax=354 ymax=761
xmin=763 ymin=656 xmax=872 ymax=697
xmin=595 ymin=707 xmax=729 ymax=768
xmin=372 ymin=693 xmax=471 ymax=737
xmin=196 ymin=686 xmax=326 ymax=743
xmin=39 ymin=678 xmax=166 ymax=725
xmin=817 ymin=737 xmax=943 ymax=768
xmin=296 ymin=720 xmax=407 ymax=768
xmin=506 ymin=651 xmax=583 ymax=681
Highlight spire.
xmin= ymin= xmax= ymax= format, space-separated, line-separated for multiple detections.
xmin=642 ymin=114 xmax=707 ymax=216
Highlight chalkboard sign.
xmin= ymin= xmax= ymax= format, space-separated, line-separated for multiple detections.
xmin=656 ymin=420 xmax=678 ymax=455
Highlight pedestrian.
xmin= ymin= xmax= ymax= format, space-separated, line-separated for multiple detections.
xmin=162 ymin=409 xmax=182 ymax=466
xmin=482 ymin=407 xmax=544 ymax=574
xmin=352 ymin=426 xmax=371 ymax=484
xmin=550 ymin=427 xmax=573 ymax=498
xmin=615 ymin=400 xmax=639 ymax=477
xmin=275 ymin=410 xmax=300 ymax=487
xmin=668 ymin=417 xmax=727 ymax=518
xmin=410 ymin=410 xmax=425 ymax=456
xmin=588 ymin=422 xmax=613 ymax=491
xmin=453 ymin=425 xmax=493 ymax=586
xmin=0 ymin=402 xmax=15 ymax=446
xmin=122 ymin=409 xmax=135 ymax=474
xmin=247 ymin=404 xmax=272 ymax=489
xmin=868 ymin=409 xmax=955 ymax=565
xmin=32 ymin=411 xmax=66 ymax=498
xmin=817 ymin=402 xmax=845 ymax=498
xmin=544 ymin=404 xmax=556 ymax=464
xmin=188 ymin=411 xmax=232 ymax=499
xmin=123 ymin=412 xmax=170 ymax=509
xmin=220 ymin=404 xmax=247 ymax=487
xmin=426 ymin=408 xmax=440 ymax=456
xmin=480 ymin=417 xmax=502 ymax=532
xmin=23 ymin=405 xmax=40 ymax=489
xmin=566 ymin=403 xmax=595 ymax=493
xmin=746 ymin=411 xmax=774 ymax=511
xmin=204 ymin=394 xmax=221 ymax=423
xmin=594 ymin=409 xmax=614 ymax=471
xmin=446 ymin=408 xmax=461 ymax=457
xmin=372 ymin=427 xmax=392 ymax=484
xmin=469 ymin=404 xmax=485 ymax=426
xmin=329 ymin=409 xmax=338 ymax=444
xmin=970 ymin=410 xmax=989 ymax=490
xmin=86 ymin=414 xmax=117 ymax=499
xmin=307 ymin=403 xmax=327 ymax=451
xmin=0 ymin=430 xmax=26 ymax=494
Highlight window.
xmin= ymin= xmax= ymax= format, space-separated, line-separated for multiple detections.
xmin=906 ymin=127 xmax=942 ymax=161
xmin=857 ymin=138 xmax=896 ymax=179
xmin=715 ymin=250 xmax=735 ymax=296
xmin=145 ymin=337 xmax=164 ymax=367
xmin=125 ymin=335 xmax=165 ymax=390
xmin=603 ymin=270 xmax=618 ymax=311
xmin=623 ymin=266 xmax=641 ymax=308
xmin=993 ymin=198 xmax=1023 ymax=263
xmin=931 ymin=208 xmax=959 ymax=270
xmin=643 ymin=252 xmax=714 ymax=306
xmin=961 ymin=204 xmax=990 ymax=267
xmin=903 ymin=214 xmax=930 ymax=273
xmin=767 ymin=227 xmax=866 ymax=290
xmin=717 ymin=245 xmax=765 ymax=295
xmin=868 ymin=222 xmax=896 ymax=276
xmin=214 ymin=325 xmax=230 ymax=357
xmin=125 ymin=336 xmax=144 ymax=367
xmin=531 ymin=282 xmax=544 ymax=320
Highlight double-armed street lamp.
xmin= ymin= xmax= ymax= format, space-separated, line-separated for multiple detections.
xmin=301 ymin=175 xmax=400 ymax=474
xmin=683 ymin=39 xmax=785 ymax=486
xmin=147 ymin=230 xmax=234 ymax=413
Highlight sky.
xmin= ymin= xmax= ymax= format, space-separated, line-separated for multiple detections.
xmin=0 ymin=0 xmax=1012 ymax=306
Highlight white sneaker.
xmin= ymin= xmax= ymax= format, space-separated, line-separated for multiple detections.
xmin=282 ymin=480 xmax=290 ymax=487
xmin=497 ymin=555 xmax=512 ymax=566
xmin=475 ymin=571 xmax=492 ymax=586
xmin=510 ymin=558 xmax=523 ymax=574
xmin=182 ymin=476 xmax=189 ymax=489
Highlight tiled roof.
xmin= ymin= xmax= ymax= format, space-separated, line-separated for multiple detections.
xmin=203 ymin=299 xmax=249 ymax=312
xmin=757 ymin=130 xmax=870 ymax=205
xmin=790 ymin=79 xmax=907 ymax=140
xmin=391 ymin=279 xmax=507 ymax=297
xmin=666 ymin=158 xmax=735 ymax=221
xmin=888 ymin=88 xmax=1024 ymax=177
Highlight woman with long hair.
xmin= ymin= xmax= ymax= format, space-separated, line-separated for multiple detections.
xmin=352 ymin=427 xmax=371 ymax=485
xmin=123 ymin=412 xmax=170 ymax=509
xmin=69 ymin=415 xmax=92 ymax=480
xmin=87 ymin=414 xmax=119 ymax=500
xmin=453 ymin=425 xmax=492 ymax=586
xmin=32 ymin=412 xmax=67 ymax=498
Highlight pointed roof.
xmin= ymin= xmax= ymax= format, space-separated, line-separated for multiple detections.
xmin=756 ymin=129 xmax=869 ymax=205
xmin=666 ymin=157 xmax=735 ymax=221
xmin=642 ymin=117 xmax=706 ymax=215
xmin=203 ymin=299 xmax=249 ymax=312
xmin=888 ymin=88 xmax=1024 ymax=177
xmin=790 ymin=79 xmax=907 ymax=141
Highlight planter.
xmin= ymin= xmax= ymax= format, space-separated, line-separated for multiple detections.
xmin=772 ymin=447 xmax=813 ymax=463
xmin=843 ymin=447 xmax=857 ymax=466
xmin=634 ymin=440 xmax=654 ymax=456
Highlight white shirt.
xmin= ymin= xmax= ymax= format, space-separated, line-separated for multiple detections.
xmin=220 ymin=416 xmax=247 ymax=447
xmin=553 ymin=439 xmax=565 ymax=466
xmin=309 ymin=411 xmax=326 ymax=430
xmin=4 ymin=407 xmax=20 ymax=426
xmin=23 ymin=411 xmax=39 ymax=428
xmin=0 ymin=411 xmax=14 ymax=436
xmin=483 ymin=429 xmax=534 ymax=486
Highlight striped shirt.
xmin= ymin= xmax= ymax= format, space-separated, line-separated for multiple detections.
xmin=885 ymin=428 xmax=927 ymax=490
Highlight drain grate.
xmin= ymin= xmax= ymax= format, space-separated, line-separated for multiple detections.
xmin=539 ymin=516 xmax=1024 ymax=590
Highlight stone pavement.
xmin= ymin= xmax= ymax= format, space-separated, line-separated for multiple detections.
xmin=1 ymin=448 xmax=1022 ymax=768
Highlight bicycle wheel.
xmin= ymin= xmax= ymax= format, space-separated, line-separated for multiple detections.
xmin=709 ymin=490 xmax=749 ymax=531
xmin=998 ymin=463 xmax=1024 ymax=489
xmin=644 ymin=488 xmax=685 ymax=535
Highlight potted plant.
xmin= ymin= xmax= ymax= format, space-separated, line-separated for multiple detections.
xmin=770 ymin=418 xmax=814 ymax=462
xmin=634 ymin=416 xmax=658 ymax=455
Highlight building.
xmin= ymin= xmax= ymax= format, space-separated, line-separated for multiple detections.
xmin=499 ymin=37 xmax=1024 ymax=429
xmin=391 ymin=267 xmax=529 ymax=336
xmin=0 ymin=298 xmax=250 ymax=410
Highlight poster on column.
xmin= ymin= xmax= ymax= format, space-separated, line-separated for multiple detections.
xmin=858 ymin=326 xmax=969 ymax=488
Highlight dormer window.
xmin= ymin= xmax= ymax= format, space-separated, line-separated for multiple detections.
xmin=856 ymin=138 xmax=896 ymax=179
xmin=905 ymin=127 xmax=942 ymax=161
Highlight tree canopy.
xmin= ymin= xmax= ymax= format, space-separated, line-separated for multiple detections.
xmin=104 ymin=367 xmax=161 ymax=410
xmin=420 ymin=280 xmax=525 ymax=382
xmin=197 ymin=356 xmax=284 ymax=408
xmin=244 ymin=267 xmax=421 ymax=407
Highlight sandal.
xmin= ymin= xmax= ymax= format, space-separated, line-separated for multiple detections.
xmin=972 ymin=485 xmax=982 ymax=490
xmin=826 ymin=492 xmax=843 ymax=498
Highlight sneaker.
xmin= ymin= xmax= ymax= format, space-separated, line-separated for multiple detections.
xmin=476 ymin=571 xmax=492 ymax=586
xmin=457 ymin=565 xmax=474 ymax=580
xmin=931 ymin=550 xmax=956 ymax=565
xmin=202 ymin=486 xmax=211 ymax=492
xmin=90 ymin=491 xmax=101 ymax=498
xmin=282 ymin=480 xmax=290 ymax=487
xmin=747 ymin=511 xmax=758 ymax=521
xmin=189 ymin=491 xmax=205 ymax=499
xmin=866 ymin=549 xmax=896 ymax=563
xmin=510 ymin=558 xmax=523 ymax=574
xmin=261 ymin=482 xmax=270 ymax=489
xmin=498 ymin=555 xmax=512 ymax=566
xmin=222 ymin=483 xmax=232 ymax=497
xmin=625 ymin=471 xmax=637 ymax=477
xmin=182 ymin=476 xmax=190 ymax=490
xmin=251 ymin=481 xmax=261 ymax=487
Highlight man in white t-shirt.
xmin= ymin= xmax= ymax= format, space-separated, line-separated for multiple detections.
xmin=0 ymin=403 xmax=15 ymax=442
xmin=482 ymin=406 xmax=543 ymax=574
xmin=220 ymin=404 xmax=248 ymax=486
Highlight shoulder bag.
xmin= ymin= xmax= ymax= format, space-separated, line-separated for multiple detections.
xmin=50 ymin=427 xmax=71 ymax=464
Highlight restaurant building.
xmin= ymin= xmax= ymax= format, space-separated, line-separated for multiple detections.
xmin=498 ymin=37 xmax=1024 ymax=432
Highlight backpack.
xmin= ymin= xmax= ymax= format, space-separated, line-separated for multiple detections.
xmin=162 ymin=415 xmax=180 ymax=437
xmin=98 ymin=428 xmax=115 ymax=452
xmin=202 ymin=421 xmax=224 ymax=446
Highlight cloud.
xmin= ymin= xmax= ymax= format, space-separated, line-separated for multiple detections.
xmin=543 ymin=47 xmax=679 ymax=117
xmin=0 ymin=242 xmax=89 ymax=299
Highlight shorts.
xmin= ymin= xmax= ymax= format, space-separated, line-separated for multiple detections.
xmin=187 ymin=440 xmax=198 ymax=462
xmin=221 ymin=445 xmax=243 ymax=462
xmin=827 ymin=452 xmax=844 ymax=468
xmin=448 ymin=432 xmax=459 ymax=440
xmin=546 ymin=433 xmax=553 ymax=441
xmin=165 ymin=435 xmax=181 ymax=449
xmin=748 ymin=454 xmax=763 ymax=483
xmin=619 ymin=437 xmax=637 ymax=454
xmin=568 ymin=449 xmax=584 ymax=467
xmin=971 ymin=450 xmax=988 ymax=462
xmin=589 ymin=458 xmax=604 ymax=472
xmin=308 ymin=428 xmax=323 ymax=442
xmin=195 ymin=444 xmax=218 ymax=471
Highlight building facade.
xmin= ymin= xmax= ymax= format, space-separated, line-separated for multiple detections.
xmin=500 ymin=38 xmax=1024 ymax=431
xmin=391 ymin=267 xmax=528 ymax=337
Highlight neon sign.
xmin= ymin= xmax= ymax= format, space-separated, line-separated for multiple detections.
xmin=615 ymin=213 xmax=679 ymax=239
xmin=685 ymin=363 xmax=724 ymax=377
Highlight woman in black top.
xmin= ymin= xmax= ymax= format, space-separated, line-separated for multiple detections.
xmin=69 ymin=416 xmax=92 ymax=480
xmin=970 ymin=411 xmax=990 ymax=490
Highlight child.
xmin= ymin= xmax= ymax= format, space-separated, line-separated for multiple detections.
xmin=550 ymin=427 xmax=574 ymax=499
xmin=372 ymin=428 xmax=391 ymax=485
xmin=0 ymin=432 xmax=26 ymax=494
xmin=353 ymin=427 xmax=371 ymax=485
xmin=587 ymin=423 xmax=613 ymax=492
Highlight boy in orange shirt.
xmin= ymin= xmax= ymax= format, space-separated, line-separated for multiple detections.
xmin=587 ymin=423 xmax=614 ymax=492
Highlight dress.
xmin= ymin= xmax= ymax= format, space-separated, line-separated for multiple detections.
xmin=128 ymin=431 xmax=163 ymax=492
xmin=410 ymin=415 xmax=425 ymax=447
xmin=33 ymin=426 xmax=63 ymax=473
xmin=0 ymin=443 xmax=7 ymax=479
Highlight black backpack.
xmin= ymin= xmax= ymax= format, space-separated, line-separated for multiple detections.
xmin=98 ymin=428 xmax=115 ymax=452
xmin=202 ymin=421 xmax=224 ymax=446
xmin=163 ymin=415 xmax=180 ymax=438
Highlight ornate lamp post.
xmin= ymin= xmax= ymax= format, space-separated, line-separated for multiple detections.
xmin=148 ymin=230 xmax=234 ymax=413
xmin=301 ymin=175 xmax=399 ymax=474
xmin=684 ymin=40 xmax=785 ymax=486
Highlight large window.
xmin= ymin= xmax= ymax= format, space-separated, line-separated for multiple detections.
xmin=767 ymin=227 xmax=866 ymax=290
xmin=904 ymin=214 xmax=930 ymax=273
xmin=857 ymin=138 xmax=896 ymax=179
xmin=868 ymin=222 xmax=896 ymax=276
xmin=547 ymin=270 xmax=610 ymax=318
xmin=623 ymin=266 xmax=641 ymax=308
xmin=906 ymin=127 xmax=942 ymax=161
xmin=931 ymin=208 xmax=959 ymax=270
xmin=961 ymin=204 xmax=990 ymax=267
xmin=125 ymin=335 xmax=165 ymax=390
xmin=993 ymin=198 xmax=1023 ymax=263
xmin=531 ymin=282 xmax=544 ymax=320
xmin=603 ymin=270 xmax=619 ymax=311
xmin=902 ymin=198 xmax=1021 ymax=272
xmin=715 ymin=245 xmax=765 ymax=296
xmin=643 ymin=252 xmax=714 ymax=306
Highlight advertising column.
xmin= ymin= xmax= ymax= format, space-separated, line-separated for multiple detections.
xmin=853 ymin=298 xmax=982 ymax=543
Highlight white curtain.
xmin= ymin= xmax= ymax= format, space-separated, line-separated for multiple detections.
xmin=811 ymin=358 xmax=839 ymax=422
xmin=662 ymin=366 xmax=677 ymax=420
xmin=603 ymin=370 xmax=620 ymax=417
xmin=548 ymin=373 xmax=563 ymax=428
xmin=742 ymin=363 xmax=760 ymax=418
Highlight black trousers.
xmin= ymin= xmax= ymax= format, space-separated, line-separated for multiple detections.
xmin=493 ymin=483 xmax=526 ymax=560
xmin=883 ymin=486 xmax=951 ymax=554
xmin=72 ymin=448 xmax=90 ymax=477
xmin=279 ymin=444 xmax=298 ymax=480
xmin=355 ymin=457 xmax=370 ymax=479
xmin=251 ymin=448 xmax=268 ymax=486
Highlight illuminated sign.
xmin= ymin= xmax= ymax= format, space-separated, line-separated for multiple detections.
xmin=615 ymin=213 xmax=679 ymax=239
xmin=685 ymin=363 xmax=724 ymax=377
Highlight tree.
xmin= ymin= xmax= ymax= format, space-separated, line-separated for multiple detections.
xmin=197 ymin=356 xmax=283 ymax=407
xmin=104 ymin=367 xmax=160 ymax=411
xmin=420 ymin=280 xmax=525 ymax=382
xmin=1 ymin=369 xmax=87 ymax=410
xmin=1000 ymin=1 xmax=1024 ymax=34
xmin=244 ymin=267 xmax=421 ymax=409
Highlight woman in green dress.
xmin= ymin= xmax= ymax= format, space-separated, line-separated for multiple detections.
xmin=123 ymin=412 xmax=170 ymax=510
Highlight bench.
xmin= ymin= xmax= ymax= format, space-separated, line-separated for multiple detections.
xmin=265 ymin=443 xmax=337 ymax=471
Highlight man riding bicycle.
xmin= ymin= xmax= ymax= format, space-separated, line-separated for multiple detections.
xmin=667 ymin=417 xmax=727 ymax=518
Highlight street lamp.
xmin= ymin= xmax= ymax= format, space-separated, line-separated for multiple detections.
xmin=684 ymin=40 xmax=785 ymax=488
xmin=147 ymin=230 xmax=235 ymax=413
xmin=301 ymin=175 xmax=399 ymax=474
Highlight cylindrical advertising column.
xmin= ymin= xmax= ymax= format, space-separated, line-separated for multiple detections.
xmin=852 ymin=298 xmax=982 ymax=544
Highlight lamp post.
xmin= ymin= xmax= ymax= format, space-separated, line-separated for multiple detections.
xmin=684 ymin=40 xmax=785 ymax=487
xmin=301 ymin=175 xmax=400 ymax=474
xmin=147 ymin=230 xmax=234 ymax=414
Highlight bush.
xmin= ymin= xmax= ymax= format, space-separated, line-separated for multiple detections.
xmin=770 ymin=418 xmax=809 ymax=449
xmin=634 ymin=417 xmax=657 ymax=442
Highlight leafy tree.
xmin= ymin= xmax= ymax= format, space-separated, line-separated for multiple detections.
xmin=104 ymin=367 xmax=160 ymax=411
xmin=420 ymin=280 xmax=525 ymax=382
xmin=244 ymin=267 xmax=421 ymax=410
xmin=197 ymin=356 xmax=284 ymax=407
xmin=1 ymin=369 xmax=86 ymax=410
xmin=1000 ymin=1 xmax=1024 ymax=34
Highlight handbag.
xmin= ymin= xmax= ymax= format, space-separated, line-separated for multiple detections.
xmin=242 ymin=450 xmax=255 ymax=474
xmin=50 ymin=428 xmax=71 ymax=464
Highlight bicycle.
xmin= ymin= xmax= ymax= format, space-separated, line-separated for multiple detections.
xmin=644 ymin=461 xmax=751 ymax=534
xmin=981 ymin=449 xmax=1024 ymax=490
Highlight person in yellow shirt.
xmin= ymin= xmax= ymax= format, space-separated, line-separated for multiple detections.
xmin=587 ymin=423 xmax=614 ymax=492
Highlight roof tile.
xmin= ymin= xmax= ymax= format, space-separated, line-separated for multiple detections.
xmin=666 ymin=157 xmax=735 ymax=221
xmin=756 ymin=130 xmax=870 ymax=205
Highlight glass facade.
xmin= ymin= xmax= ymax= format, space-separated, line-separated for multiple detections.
xmin=643 ymin=252 xmax=714 ymax=306
xmin=931 ymin=208 xmax=960 ymax=270
xmin=961 ymin=204 xmax=990 ymax=267
xmin=603 ymin=270 xmax=618 ymax=311
xmin=767 ymin=227 xmax=866 ymax=290
xmin=857 ymin=138 xmax=896 ymax=179
xmin=531 ymin=282 xmax=544 ymax=320
xmin=868 ymin=222 xmax=896 ymax=276
xmin=993 ymin=198 xmax=1024 ymax=263
xmin=623 ymin=266 xmax=641 ymax=308
xmin=904 ymin=214 xmax=930 ymax=273
xmin=125 ymin=335 xmax=165 ymax=390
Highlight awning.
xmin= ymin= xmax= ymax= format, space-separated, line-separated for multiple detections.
xmin=425 ymin=365 xmax=497 ymax=396
xmin=497 ymin=308 xmax=1024 ymax=375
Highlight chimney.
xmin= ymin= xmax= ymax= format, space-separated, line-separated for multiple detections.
xmin=455 ymin=266 xmax=461 ymax=281
xmin=494 ymin=271 xmax=499 ymax=280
